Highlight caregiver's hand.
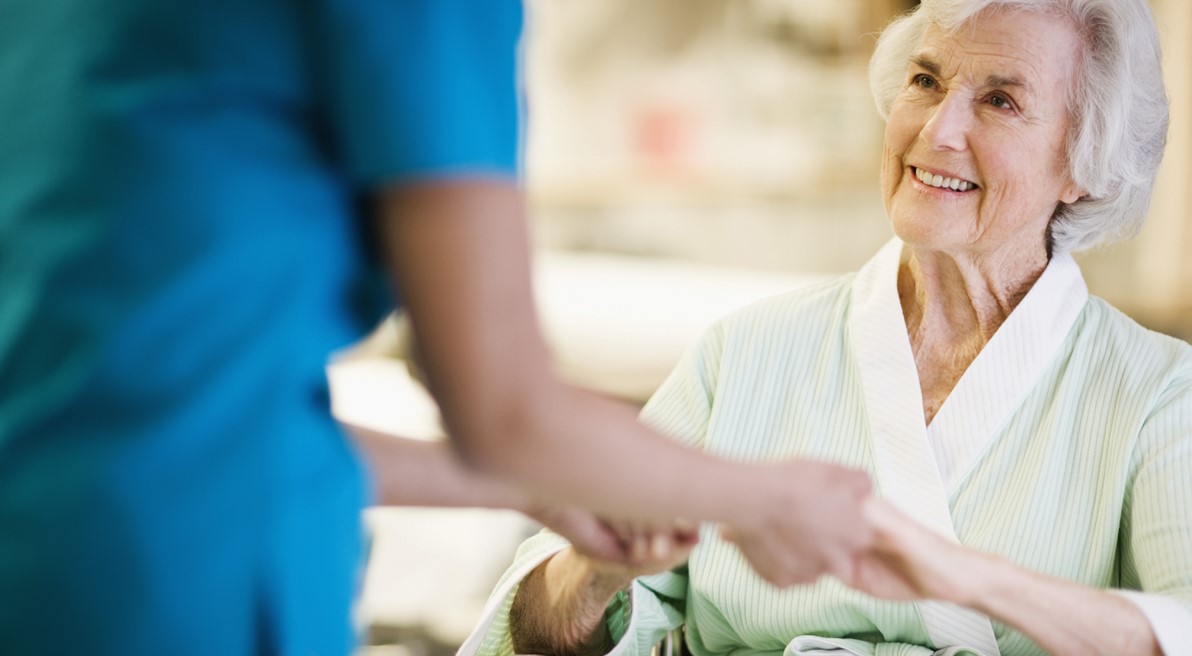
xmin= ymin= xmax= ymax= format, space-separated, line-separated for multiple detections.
xmin=525 ymin=504 xmax=630 ymax=564
xmin=604 ymin=518 xmax=701 ymax=571
xmin=723 ymin=460 xmax=874 ymax=587
xmin=528 ymin=504 xmax=699 ymax=567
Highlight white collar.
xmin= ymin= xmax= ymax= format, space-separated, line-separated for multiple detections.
xmin=850 ymin=238 xmax=1089 ymax=492
xmin=846 ymin=237 xmax=1087 ymax=653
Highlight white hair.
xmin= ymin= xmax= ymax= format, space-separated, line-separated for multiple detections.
xmin=869 ymin=0 xmax=1169 ymax=254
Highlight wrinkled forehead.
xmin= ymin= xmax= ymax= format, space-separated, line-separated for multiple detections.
xmin=912 ymin=7 xmax=1083 ymax=101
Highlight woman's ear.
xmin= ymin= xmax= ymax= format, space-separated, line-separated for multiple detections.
xmin=1059 ymin=179 xmax=1087 ymax=205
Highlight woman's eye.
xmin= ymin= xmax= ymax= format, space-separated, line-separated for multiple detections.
xmin=989 ymin=94 xmax=1013 ymax=110
xmin=912 ymin=74 xmax=936 ymax=89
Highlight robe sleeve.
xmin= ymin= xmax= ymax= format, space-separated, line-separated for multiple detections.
xmin=1117 ymin=365 xmax=1192 ymax=653
xmin=638 ymin=320 xmax=725 ymax=449
xmin=457 ymin=531 xmax=569 ymax=656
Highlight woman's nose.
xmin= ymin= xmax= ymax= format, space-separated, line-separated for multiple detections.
xmin=920 ymin=93 xmax=971 ymax=151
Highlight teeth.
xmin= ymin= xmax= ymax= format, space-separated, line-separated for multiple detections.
xmin=915 ymin=167 xmax=974 ymax=192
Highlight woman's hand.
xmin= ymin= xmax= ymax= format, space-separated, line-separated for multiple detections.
xmin=510 ymin=521 xmax=697 ymax=656
xmin=849 ymin=498 xmax=987 ymax=605
xmin=849 ymin=498 xmax=1163 ymax=656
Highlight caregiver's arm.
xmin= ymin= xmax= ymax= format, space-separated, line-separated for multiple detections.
xmin=346 ymin=421 xmax=526 ymax=509
xmin=375 ymin=178 xmax=874 ymax=586
xmin=854 ymin=499 xmax=1162 ymax=656
xmin=510 ymin=537 xmax=694 ymax=656
xmin=347 ymin=421 xmax=643 ymax=563
xmin=374 ymin=178 xmax=746 ymax=514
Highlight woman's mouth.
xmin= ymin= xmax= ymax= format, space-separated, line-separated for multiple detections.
xmin=912 ymin=167 xmax=978 ymax=192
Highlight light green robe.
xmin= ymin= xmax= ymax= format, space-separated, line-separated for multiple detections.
xmin=460 ymin=240 xmax=1192 ymax=656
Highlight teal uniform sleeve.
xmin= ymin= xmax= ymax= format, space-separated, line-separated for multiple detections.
xmin=312 ymin=0 xmax=524 ymax=186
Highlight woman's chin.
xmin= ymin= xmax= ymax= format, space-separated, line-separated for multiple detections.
xmin=888 ymin=217 xmax=969 ymax=253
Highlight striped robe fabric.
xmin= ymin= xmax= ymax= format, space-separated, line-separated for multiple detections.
xmin=459 ymin=239 xmax=1192 ymax=656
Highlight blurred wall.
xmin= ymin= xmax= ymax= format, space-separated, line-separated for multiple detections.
xmin=1079 ymin=0 xmax=1192 ymax=340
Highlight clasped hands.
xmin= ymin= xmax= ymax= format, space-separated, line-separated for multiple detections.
xmin=533 ymin=459 xmax=988 ymax=606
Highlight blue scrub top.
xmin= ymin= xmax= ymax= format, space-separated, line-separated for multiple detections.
xmin=0 ymin=1 xmax=522 ymax=654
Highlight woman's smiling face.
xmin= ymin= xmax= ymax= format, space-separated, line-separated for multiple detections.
xmin=881 ymin=8 xmax=1086 ymax=259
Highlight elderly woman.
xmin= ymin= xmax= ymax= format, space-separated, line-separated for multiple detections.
xmin=459 ymin=0 xmax=1190 ymax=654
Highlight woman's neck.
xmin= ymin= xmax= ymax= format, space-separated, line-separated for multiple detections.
xmin=898 ymin=243 xmax=1049 ymax=424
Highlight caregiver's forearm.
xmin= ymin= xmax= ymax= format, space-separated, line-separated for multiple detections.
xmin=510 ymin=548 xmax=631 ymax=656
xmin=344 ymin=421 xmax=530 ymax=509
xmin=969 ymin=555 xmax=1161 ymax=656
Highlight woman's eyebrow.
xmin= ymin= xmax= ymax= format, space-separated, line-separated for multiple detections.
xmin=984 ymin=74 xmax=1029 ymax=92
xmin=912 ymin=54 xmax=1033 ymax=97
xmin=910 ymin=55 xmax=942 ymax=76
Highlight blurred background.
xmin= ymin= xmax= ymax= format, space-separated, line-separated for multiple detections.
xmin=336 ymin=1 xmax=1192 ymax=654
